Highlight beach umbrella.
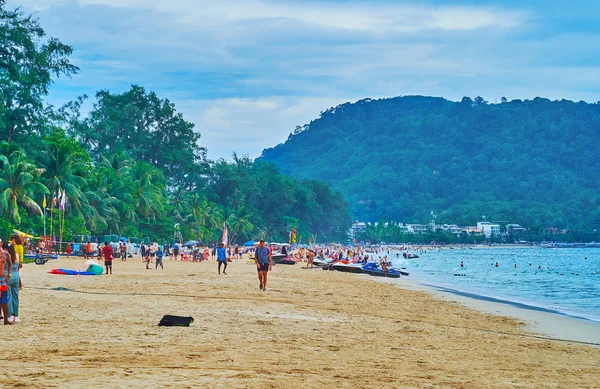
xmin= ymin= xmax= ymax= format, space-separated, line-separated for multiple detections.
xmin=183 ymin=240 xmax=200 ymax=247
xmin=242 ymin=240 xmax=256 ymax=247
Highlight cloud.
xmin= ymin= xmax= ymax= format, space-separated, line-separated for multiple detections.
xmin=176 ymin=96 xmax=347 ymax=160
xmin=7 ymin=0 xmax=600 ymax=160
xmin=18 ymin=0 xmax=526 ymax=32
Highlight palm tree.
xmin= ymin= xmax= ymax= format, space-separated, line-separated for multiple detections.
xmin=0 ymin=151 xmax=49 ymax=224
xmin=99 ymin=152 xmax=133 ymax=175
xmin=130 ymin=161 xmax=165 ymax=220
xmin=180 ymin=193 xmax=223 ymax=242
xmin=38 ymin=141 xmax=90 ymax=213
xmin=82 ymin=188 xmax=120 ymax=232
xmin=229 ymin=206 xmax=254 ymax=243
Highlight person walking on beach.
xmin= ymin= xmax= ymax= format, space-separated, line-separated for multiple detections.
xmin=140 ymin=242 xmax=146 ymax=261
xmin=85 ymin=241 xmax=93 ymax=259
xmin=149 ymin=242 xmax=157 ymax=263
xmin=217 ymin=242 xmax=228 ymax=275
xmin=211 ymin=243 xmax=216 ymax=260
xmin=173 ymin=242 xmax=180 ymax=261
xmin=102 ymin=242 xmax=114 ymax=275
xmin=255 ymin=240 xmax=272 ymax=291
xmin=155 ymin=246 xmax=164 ymax=270
xmin=120 ymin=243 xmax=127 ymax=261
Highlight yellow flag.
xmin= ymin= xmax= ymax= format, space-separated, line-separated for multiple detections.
xmin=42 ymin=195 xmax=47 ymax=208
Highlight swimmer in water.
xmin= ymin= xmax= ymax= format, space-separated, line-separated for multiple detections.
xmin=495 ymin=262 xmax=499 ymax=267
xmin=460 ymin=261 xmax=464 ymax=268
xmin=514 ymin=264 xmax=517 ymax=268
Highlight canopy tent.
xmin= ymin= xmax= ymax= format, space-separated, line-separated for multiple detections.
xmin=183 ymin=240 xmax=201 ymax=247
xmin=242 ymin=241 xmax=256 ymax=247
xmin=13 ymin=229 xmax=36 ymax=239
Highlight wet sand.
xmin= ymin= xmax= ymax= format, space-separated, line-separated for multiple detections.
xmin=4 ymin=256 xmax=600 ymax=388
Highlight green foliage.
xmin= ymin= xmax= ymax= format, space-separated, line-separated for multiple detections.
xmin=59 ymin=85 xmax=208 ymax=188
xmin=0 ymin=0 xmax=78 ymax=144
xmin=0 ymin=149 xmax=48 ymax=224
xmin=0 ymin=2 xmax=352 ymax=243
xmin=262 ymin=96 xmax=600 ymax=230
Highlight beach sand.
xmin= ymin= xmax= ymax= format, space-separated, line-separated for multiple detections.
xmin=4 ymin=256 xmax=600 ymax=388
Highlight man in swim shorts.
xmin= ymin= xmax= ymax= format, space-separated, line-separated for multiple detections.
xmin=102 ymin=242 xmax=114 ymax=275
xmin=255 ymin=240 xmax=272 ymax=291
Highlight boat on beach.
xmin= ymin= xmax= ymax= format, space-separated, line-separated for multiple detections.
xmin=361 ymin=262 xmax=408 ymax=278
xmin=312 ymin=256 xmax=333 ymax=267
xmin=330 ymin=261 xmax=365 ymax=273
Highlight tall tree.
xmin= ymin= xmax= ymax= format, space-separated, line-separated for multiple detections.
xmin=37 ymin=129 xmax=91 ymax=214
xmin=62 ymin=85 xmax=206 ymax=186
xmin=0 ymin=1 xmax=78 ymax=144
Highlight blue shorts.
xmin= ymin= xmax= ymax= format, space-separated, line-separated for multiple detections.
xmin=257 ymin=263 xmax=269 ymax=272
xmin=0 ymin=290 xmax=8 ymax=304
xmin=105 ymin=261 xmax=112 ymax=267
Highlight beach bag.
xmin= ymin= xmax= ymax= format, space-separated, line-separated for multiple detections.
xmin=158 ymin=315 xmax=194 ymax=327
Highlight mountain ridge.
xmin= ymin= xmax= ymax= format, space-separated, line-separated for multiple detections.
xmin=260 ymin=95 xmax=600 ymax=229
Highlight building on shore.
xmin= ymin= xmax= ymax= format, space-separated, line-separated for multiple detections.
xmin=406 ymin=224 xmax=428 ymax=234
xmin=477 ymin=222 xmax=501 ymax=238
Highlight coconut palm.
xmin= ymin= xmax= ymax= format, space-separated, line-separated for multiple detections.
xmin=0 ymin=151 xmax=49 ymax=224
xmin=38 ymin=141 xmax=90 ymax=213
xmin=229 ymin=206 xmax=254 ymax=243
xmin=130 ymin=160 xmax=165 ymax=219
xmin=99 ymin=152 xmax=133 ymax=175
xmin=82 ymin=188 xmax=120 ymax=232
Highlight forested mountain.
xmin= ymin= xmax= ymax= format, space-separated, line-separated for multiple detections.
xmin=0 ymin=2 xmax=350 ymax=244
xmin=261 ymin=96 xmax=600 ymax=229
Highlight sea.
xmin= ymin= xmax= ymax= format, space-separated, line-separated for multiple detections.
xmin=387 ymin=247 xmax=600 ymax=324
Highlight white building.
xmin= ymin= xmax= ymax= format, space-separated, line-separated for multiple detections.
xmin=406 ymin=224 xmax=428 ymax=234
xmin=349 ymin=222 xmax=367 ymax=239
xmin=477 ymin=222 xmax=501 ymax=238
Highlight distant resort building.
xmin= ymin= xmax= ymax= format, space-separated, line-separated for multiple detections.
xmin=463 ymin=226 xmax=483 ymax=235
xmin=349 ymin=222 xmax=367 ymax=240
xmin=506 ymin=224 xmax=525 ymax=233
xmin=406 ymin=224 xmax=428 ymax=234
xmin=477 ymin=222 xmax=501 ymax=238
xmin=349 ymin=219 xmax=526 ymax=240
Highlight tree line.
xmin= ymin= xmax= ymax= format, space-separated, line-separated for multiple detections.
xmin=0 ymin=2 xmax=351 ymax=244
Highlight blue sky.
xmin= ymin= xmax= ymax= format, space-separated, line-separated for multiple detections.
xmin=8 ymin=0 xmax=600 ymax=159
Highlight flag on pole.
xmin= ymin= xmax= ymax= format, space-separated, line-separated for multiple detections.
xmin=42 ymin=195 xmax=47 ymax=209
xmin=52 ymin=192 xmax=58 ymax=207
xmin=59 ymin=190 xmax=66 ymax=211
xmin=221 ymin=222 xmax=228 ymax=246
xmin=291 ymin=227 xmax=297 ymax=243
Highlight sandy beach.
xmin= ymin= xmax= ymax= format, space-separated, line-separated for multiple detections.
xmin=4 ymin=256 xmax=600 ymax=388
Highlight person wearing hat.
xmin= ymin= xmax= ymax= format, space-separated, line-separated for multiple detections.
xmin=255 ymin=240 xmax=272 ymax=291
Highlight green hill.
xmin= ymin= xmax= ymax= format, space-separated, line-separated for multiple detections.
xmin=260 ymin=96 xmax=600 ymax=229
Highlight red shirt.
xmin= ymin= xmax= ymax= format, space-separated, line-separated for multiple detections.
xmin=102 ymin=245 xmax=114 ymax=261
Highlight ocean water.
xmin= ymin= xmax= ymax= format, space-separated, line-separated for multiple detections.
xmin=388 ymin=247 xmax=600 ymax=323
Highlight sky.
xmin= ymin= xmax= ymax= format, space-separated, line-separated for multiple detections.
xmin=7 ymin=0 xmax=600 ymax=159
